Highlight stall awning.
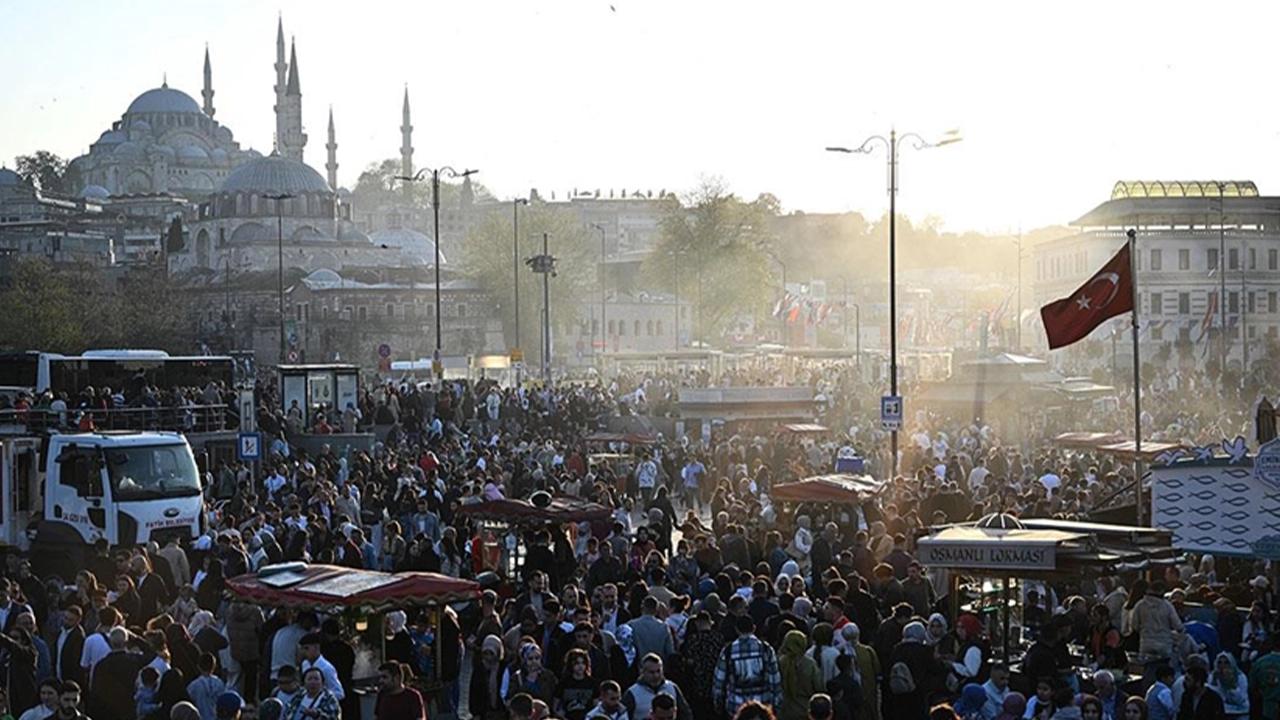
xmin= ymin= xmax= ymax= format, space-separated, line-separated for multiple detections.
xmin=1052 ymin=431 xmax=1126 ymax=449
xmin=917 ymin=527 xmax=1086 ymax=572
xmin=770 ymin=474 xmax=882 ymax=505
xmin=226 ymin=564 xmax=480 ymax=612
xmin=455 ymin=496 xmax=614 ymax=525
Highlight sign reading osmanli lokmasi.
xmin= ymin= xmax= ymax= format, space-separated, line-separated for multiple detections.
xmin=917 ymin=541 xmax=1056 ymax=572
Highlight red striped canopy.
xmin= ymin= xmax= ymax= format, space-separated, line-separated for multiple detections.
xmin=226 ymin=564 xmax=480 ymax=612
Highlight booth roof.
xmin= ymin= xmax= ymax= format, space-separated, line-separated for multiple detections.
xmin=226 ymin=563 xmax=480 ymax=612
xmin=455 ymin=496 xmax=614 ymax=525
xmin=770 ymin=474 xmax=882 ymax=504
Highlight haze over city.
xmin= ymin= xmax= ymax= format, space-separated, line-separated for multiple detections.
xmin=5 ymin=0 xmax=1280 ymax=231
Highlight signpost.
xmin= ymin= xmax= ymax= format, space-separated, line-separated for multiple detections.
xmin=237 ymin=432 xmax=262 ymax=461
xmin=880 ymin=395 xmax=903 ymax=431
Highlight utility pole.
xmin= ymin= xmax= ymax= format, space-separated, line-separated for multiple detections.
xmin=525 ymin=233 xmax=557 ymax=383
xmin=265 ymin=192 xmax=294 ymax=364
xmin=513 ymin=198 xmax=527 ymax=383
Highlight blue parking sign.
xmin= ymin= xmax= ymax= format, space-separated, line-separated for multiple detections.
xmin=880 ymin=395 xmax=903 ymax=431
xmin=238 ymin=432 xmax=263 ymax=460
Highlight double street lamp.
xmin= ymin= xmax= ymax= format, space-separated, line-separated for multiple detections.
xmin=827 ymin=129 xmax=960 ymax=477
xmin=396 ymin=166 xmax=479 ymax=377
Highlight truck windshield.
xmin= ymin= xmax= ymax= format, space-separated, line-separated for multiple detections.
xmin=104 ymin=444 xmax=201 ymax=501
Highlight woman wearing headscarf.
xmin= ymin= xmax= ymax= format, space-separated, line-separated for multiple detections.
xmin=187 ymin=610 xmax=228 ymax=657
xmin=949 ymin=614 xmax=990 ymax=686
xmin=887 ymin=621 xmax=947 ymax=720
xmin=993 ymin=691 xmax=1027 ymax=720
xmin=384 ymin=610 xmax=414 ymax=667
xmin=838 ymin=623 xmax=881 ymax=720
xmin=1207 ymin=651 xmax=1249 ymax=719
xmin=778 ymin=629 xmax=823 ymax=720
xmin=807 ymin=623 xmax=841 ymax=684
xmin=506 ymin=639 xmax=558 ymax=706
xmin=468 ymin=635 xmax=509 ymax=720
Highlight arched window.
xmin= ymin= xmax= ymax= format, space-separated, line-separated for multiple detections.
xmin=249 ymin=194 xmax=259 ymax=216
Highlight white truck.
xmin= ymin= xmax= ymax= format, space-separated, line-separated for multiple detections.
xmin=0 ymin=431 xmax=205 ymax=574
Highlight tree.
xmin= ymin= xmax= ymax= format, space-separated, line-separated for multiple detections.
xmin=14 ymin=151 xmax=69 ymax=194
xmin=643 ymin=179 xmax=775 ymax=344
xmin=114 ymin=263 xmax=195 ymax=350
xmin=462 ymin=203 xmax=596 ymax=358
xmin=350 ymin=158 xmax=492 ymax=221
xmin=0 ymin=257 xmax=96 ymax=351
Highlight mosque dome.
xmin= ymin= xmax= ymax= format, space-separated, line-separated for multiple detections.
xmin=126 ymin=85 xmax=203 ymax=115
xmin=0 ymin=168 xmax=21 ymax=186
xmin=80 ymin=185 xmax=111 ymax=200
xmin=115 ymin=142 xmax=143 ymax=159
xmin=177 ymin=145 xmax=209 ymax=161
xmin=209 ymin=148 xmax=228 ymax=164
xmin=369 ymin=227 xmax=446 ymax=264
xmin=130 ymin=119 xmax=152 ymax=133
xmin=220 ymin=154 xmax=330 ymax=194
xmin=151 ymin=145 xmax=176 ymax=162
xmin=96 ymin=129 xmax=126 ymax=145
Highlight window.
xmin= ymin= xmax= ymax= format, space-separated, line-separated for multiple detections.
xmin=1271 ymin=249 xmax=1278 ymax=271
xmin=1178 ymin=249 xmax=1190 ymax=270
xmin=1178 ymin=293 xmax=1190 ymax=314
xmin=1229 ymin=292 xmax=1239 ymax=313
xmin=386 ymin=303 xmax=395 ymax=318
xmin=457 ymin=304 xmax=467 ymax=318
xmin=1150 ymin=249 xmax=1162 ymax=271
xmin=1150 ymin=292 xmax=1162 ymax=315
xmin=1208 ymin=248 xmax=1219 ymax=271
xmin=357 ymin=307 xmax=367 ymax=321
xmin=1229 ymin=248 xmax=1239 ymax=270
xmin=1249 ymin=292 xmax=1256 ymax=314
xmin=1271 ymin=292 xmax=1277 ymax=314
xmin=1250 ymin=248 xmax=1257 ymax=270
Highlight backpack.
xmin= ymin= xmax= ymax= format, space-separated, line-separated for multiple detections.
xmin=888 ymin=660 xmax=916 ymax=695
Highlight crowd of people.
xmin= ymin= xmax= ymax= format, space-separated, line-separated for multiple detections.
xmin=0 ymin=353 xmax=1276 ymax=720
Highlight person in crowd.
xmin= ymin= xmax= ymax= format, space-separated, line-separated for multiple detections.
xmin=283 ymin=667 xmax=340 ymax=720
xmin=1206 ymin=652 xmax=1248 ymax=719
xmin=1178 ymin=665 xmax=1225 ymax=720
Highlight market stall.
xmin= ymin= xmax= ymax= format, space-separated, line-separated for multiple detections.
xmin=768 ymin=473 xmax=884 ymax=530
xmin=456 ymin=496 xmax=614 ymax=578
xmin=226 ymin=563 xmax=481 ymax=719
xmin=916 ymin=514 xmax=1177 ymax=689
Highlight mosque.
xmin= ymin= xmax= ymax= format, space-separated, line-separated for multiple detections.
xmin=63 ymin=17 xmax=447 ymax=275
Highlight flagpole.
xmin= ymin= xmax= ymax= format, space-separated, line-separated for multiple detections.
xmin=1128 ymin=227 xmax=1144 ymax=525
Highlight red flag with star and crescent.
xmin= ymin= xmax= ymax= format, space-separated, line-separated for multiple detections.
xmin=1040 ymin=243 xmax=1134 ymax=349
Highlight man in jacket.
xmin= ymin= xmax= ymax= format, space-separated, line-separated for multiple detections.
xmin=1132 ymin=581 xmax=1183 ymax=662
xmin=56 ymin=606 xmax=86 ymax=686
xmin=1177 ymin=665 xmax=1225 ymax=720
xmin=627 ymin=596 xmax=675 ymax=664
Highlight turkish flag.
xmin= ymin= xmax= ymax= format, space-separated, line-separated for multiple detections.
xmin=1040 ymin=243 xmax=1134 ymax=349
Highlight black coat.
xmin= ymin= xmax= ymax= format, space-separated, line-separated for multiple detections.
xmin=57 ymin=625 xmax=86 ymax=686
xmin=0 ymin=631 xmax=38 ymax=714
xmin=91 ymin=649 xmax=145 ymax=720
xmin=1177 ymin=686 xmax=1226 ymax=720
xmin=886 ymin=641 xmax=946 ymax=720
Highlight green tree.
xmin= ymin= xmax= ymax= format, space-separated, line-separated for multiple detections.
xmin=462 ymin=203 xmax=595 ymax=358
xmin=114 ymin=263 xmax=195 ymax=351
xmin=0 ymin=257 xmax=94 ymax=351
xmin=643 ymin=179 xmax=775 ymax=344
xmin=14 ymin=151 xmax=69 ymax=193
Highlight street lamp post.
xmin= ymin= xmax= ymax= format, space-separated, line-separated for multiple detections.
xmin=396 ymin=166 xmax=479 ymax=378
xmin=513 ymin=198 xmax=528 ymax=382
xmin=592 ymin=223 xmax=607 ymax=358
xmin=264 ymin=192 xmax=295 ymax=364
xmin=525 ymin=233 xmax=558 ymax=382
xmin=828 ymin=129 xmax=960 ymax=477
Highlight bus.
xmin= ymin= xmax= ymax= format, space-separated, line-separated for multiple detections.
xmin=0 ymin=350 xmax=235 ymax=396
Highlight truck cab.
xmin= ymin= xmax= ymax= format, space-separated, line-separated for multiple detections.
xmin=19 ymin=432 xmax=205 ymax=572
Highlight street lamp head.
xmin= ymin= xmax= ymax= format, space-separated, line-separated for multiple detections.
xmin=825 ymin=146 xmax=854 ymax=154
xmin=515 ymin=197 xmax=529 ymax=206
xmin=934 ymin=135 xmax=963 ymax=147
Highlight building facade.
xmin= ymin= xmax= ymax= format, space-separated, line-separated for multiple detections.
xmin=1032 ymin=180 xmax=1280 ymax=370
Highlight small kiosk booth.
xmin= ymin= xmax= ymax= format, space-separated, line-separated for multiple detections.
xmin=456 ymin=496 xmax=614 ymax=580
xmin=768 ymin=473 xmax=885 ymax=532
xmin=916 ymin=514 xmax=1177 ymax=690
xmin=227 ymin=562 xmax=480 ymax=719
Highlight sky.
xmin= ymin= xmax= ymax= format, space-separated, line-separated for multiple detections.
xmin=3 ymin=0 xmax=1279 ymax=234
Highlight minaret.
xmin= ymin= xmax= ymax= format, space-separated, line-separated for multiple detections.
xmin=400 ymin=86 xmax=414 ymax=185
xmin=273 ymin=16 xmax=287 ymax=152
xmin=202 ymin=46 xmax=215 ymax=117
xmin=279 ymin=38 xmax=307 ymax=162
xmin=325 ymin=107 xmax=338 ymax=190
